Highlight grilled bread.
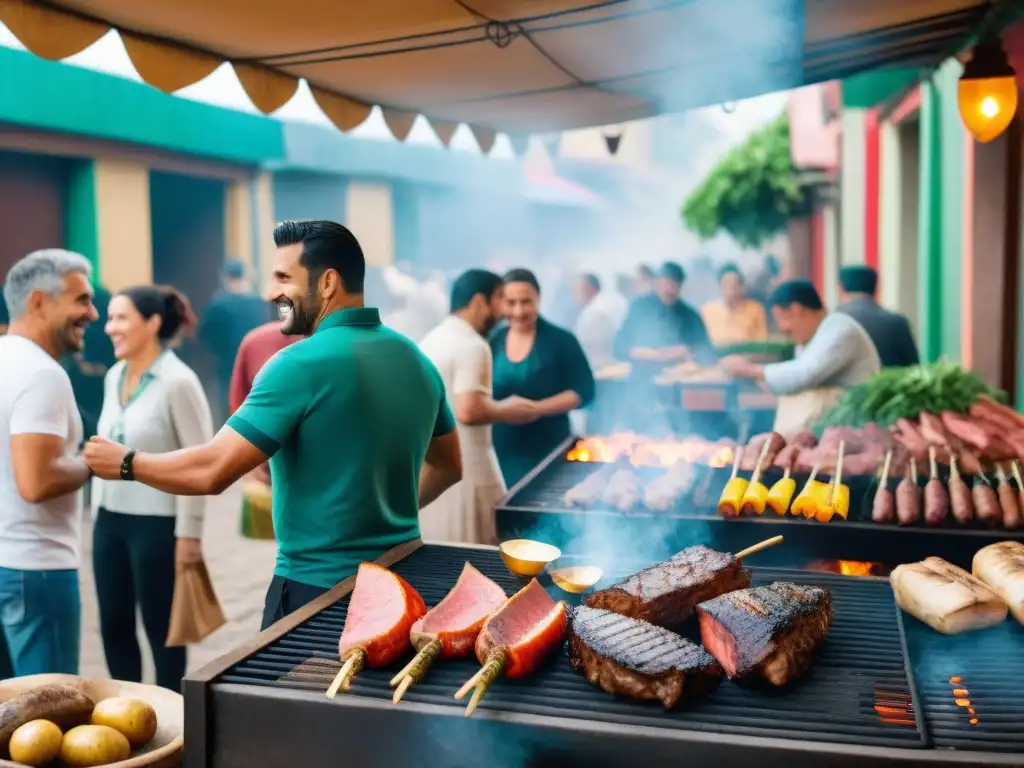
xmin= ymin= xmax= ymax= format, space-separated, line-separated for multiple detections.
xmin=972 ymin=541 xmax=1024 ymax=625
xmin=890 ymin=557 xmax=1007 ymax=634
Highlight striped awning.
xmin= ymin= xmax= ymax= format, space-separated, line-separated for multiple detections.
xmin=0 ymin=0 xmax=987 ymax=143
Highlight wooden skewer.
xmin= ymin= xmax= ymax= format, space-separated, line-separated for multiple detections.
xmin=749 ymin=438 xmax=772 ymax=488
xmin=325 ymin=649 xmax=365 ymax=699
xmin=825 ymin=441 xmax=846 ymax=508
xmin=728 ymin=446 xmax=742 ymax=481
xmin=392 ymin=676 xmax=414 ymax=704
xmin=910 ymin=457 xmax=918 ymax=485
xmin=929 ymin=445 xmax=938 ymax=481
xmin=454 ymin=667 xmax=487 ymax=700
xmin=390 ymin=639 xmax=444 ymax=704
xmin=734 ymin=535 xmax=783 ymax=561
xmin=462 ymin=651 xmax=507 ymax=717
xmin=1011 ymin=460 xmax=1024 ymax=489
xmin=879 ymin=449 xmax=893 ymax=488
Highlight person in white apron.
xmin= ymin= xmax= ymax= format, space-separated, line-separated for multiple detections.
xmin=418 ymin=270 xmax=540 ymax=545
xmin=719 ymin=280 xmax=881 ymax=437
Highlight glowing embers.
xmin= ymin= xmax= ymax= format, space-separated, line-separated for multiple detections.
xmin=566 ymin=434 xmax=735 ymax=468
xmin=949 ymin=676 xmax=980 ymax=727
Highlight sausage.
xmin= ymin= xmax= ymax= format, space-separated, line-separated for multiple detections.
xmin=940 ymin=411 xmax=993 ymax=451
xmin=896 ymin=475 xmax=920 ymax=526
xmin=998 ymin=479 xmax=1021 ymax=529
xmin=872 ymin=486 xmax=895 ymax=523
xmin=896 ymin=419 xmax=930 ymax=455
xmin=924 ymin=478 xmax=950 ymax=527
xmin=970 ymin=402 xmax=1018 ymax=432
xmin=973 ymin=479 xmax=1002 ymax=526
xmin=0 ymin=684 xmax=95 ymax=749
xmin=948 ymin=473 xmax=974 ymax=524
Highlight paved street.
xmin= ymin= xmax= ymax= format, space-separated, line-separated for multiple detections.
xmin=79 ymin=483 xmax=279 ymax=681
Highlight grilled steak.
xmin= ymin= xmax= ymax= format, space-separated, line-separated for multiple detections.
xmin=584 ymin=545 xmax=751 ymax=631
xmin=697 ymin=581 xmax=833 ymax=686
xmin=569 ymin=606 xmax=721 ymax=709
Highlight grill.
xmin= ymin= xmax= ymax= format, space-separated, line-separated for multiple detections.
xmin=183 ymin=541 xmax=1019 ymax=768
xmin=496 ymin=439 xmax=1024 ymax=570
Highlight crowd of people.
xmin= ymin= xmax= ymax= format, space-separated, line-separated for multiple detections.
xmin=0 ymin=225 xmax=920 ymax=694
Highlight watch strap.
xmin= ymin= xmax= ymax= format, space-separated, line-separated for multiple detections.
xmin=120 ymin=449 xmax=137 ymax=482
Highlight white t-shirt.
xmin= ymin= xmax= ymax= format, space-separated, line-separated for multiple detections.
xmin=0 ymin=335 xmax=84 ymax=570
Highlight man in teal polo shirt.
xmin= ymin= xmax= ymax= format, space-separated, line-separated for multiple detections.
xmin=84 ymin=220 xmax=463 ymax=629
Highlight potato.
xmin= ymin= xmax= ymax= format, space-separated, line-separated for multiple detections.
xmin=59 ymin=724 xmax=130 ymax=767
xmin=90 ymin=697 xmax=158 ymax=746
xmin=8 ymin=719 xmax=62 ymax=766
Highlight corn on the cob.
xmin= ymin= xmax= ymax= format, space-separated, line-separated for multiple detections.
xmin=718 ymin=477 xmax=749 ymax=518
xmin=766 ymin=468 xmax=796 ymax=515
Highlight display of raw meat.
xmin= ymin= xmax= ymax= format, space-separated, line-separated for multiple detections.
xmin=941 ymin=411 xmax=993 ymax=452
xmin=789 ymin=430 xmax=819 ymax=449
xmin=326 ymin=562 xmax=427 ymax=698
xmin=584 ymin=545 xmax=751 ymax=632
xmin=457 ymin=579 xmax=568 ymax=716
xmin=564 ymin=464 xmax=616 ymax=507
xmin=643 ymin=461 xmax=694 ymax=511
xmin=972 ymin=541 xmax=1024 ymax=624
xmin=739 ymin=432 xmax=786 ymax=471
xmin=918 ymin=412 xmax=950 ymax=447
xmin=390 ymin=562 xmax=508 ymax=702
xmin=890 ymin=557 xmax=1007 ymax=634
xmin=697 ymin=582 xmax=834 ymax=686
xmin=772 ymin=443 xmax=802 ymax=471
xmin=602 ymin=468 xmax=644 ymax=512
xmin=568 ymin=606 xmax=722 ymax=709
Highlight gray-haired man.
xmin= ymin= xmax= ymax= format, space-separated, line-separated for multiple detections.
xmin=0 ymin=249 xmax=97 ymax=675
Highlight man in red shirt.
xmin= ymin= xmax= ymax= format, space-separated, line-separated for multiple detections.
xmin=230 ymin=323 xmax=301 ymax=538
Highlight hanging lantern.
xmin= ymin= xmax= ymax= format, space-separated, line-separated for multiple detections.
xmin=958 ymin=36 xmax=1019 ymax=143
xmin=601 ymin=125 xmax=624 ymax=156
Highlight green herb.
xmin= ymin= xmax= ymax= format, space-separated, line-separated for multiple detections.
xmin=817 ymin=361 xmax=1006 ymax=429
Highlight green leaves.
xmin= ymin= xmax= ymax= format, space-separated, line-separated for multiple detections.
xmin=681 ymin=113 xmax=812 ymax=248
xmin=817 ymin=361 xmax=1007 ymax=428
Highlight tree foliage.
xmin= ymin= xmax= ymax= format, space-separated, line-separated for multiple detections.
xmin=681 ymin=113 xmax=812 ymax=248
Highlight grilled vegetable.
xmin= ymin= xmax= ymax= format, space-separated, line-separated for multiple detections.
xmin=872 ymin=450 xmax=895 ymax=523
xmin=739 ymin=439 xmax=773 ymax=515
xmin=791 ymin=464 xmax=827 ymax=518
xmin=891 ymin=557 xmax=1008 ymax=634
xmin=766 ymin=468 xmax=796 ymax=515
xmin=816 ymin=441 xmax=848 ymax=522
xmin=972 ymin=541 xmax=1024 ymax=624
xmin=717 ymin=451 xmax=748 ymax=519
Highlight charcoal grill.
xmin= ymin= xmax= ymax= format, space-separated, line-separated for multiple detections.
xmin=497 ymin=438 xmax=1024 ymax=570
xmin=184 ymin=541 xmax=1024 ymax=767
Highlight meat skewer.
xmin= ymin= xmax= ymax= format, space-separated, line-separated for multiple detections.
xmin=872 ymin=449 xmax=895 ymax=523
xmin=602 ymin=468 xmax=644 ymax=513
xmin=896 ymin=458 xmax=920 ymax=526
xmin=644 ymin=461 xmax=694 ymax=511
xmin=739 ymin=438 xmax=773 ymax=515
xmin=947 ymin=454 xmax=974 ymax=524
xmin=973 ymin=471 xmax=1002 ymax=527
xmin=697 ymin=581 xmax=834 ymax=686
xmin=390 ymin=562 xmax=507 ymax=703
xmin=924 ymin=446 xmax=950 ymax=527
xmin=568 ymin=606 xmax=722 ymax=709
xmin=326 ymin=562 xmax=427 ymax=699
xmin=972 ymin=541 xmax=1024 ymax=624
xmin=583 ymin=538 xmax=781 ymax=631
xmin=455 ymin=579 xmax=568 ymax=716
xmin=564 ymin=464 xmax=616 ymax=507
xmin=995 ymin=463 xmax=1021 ymax=529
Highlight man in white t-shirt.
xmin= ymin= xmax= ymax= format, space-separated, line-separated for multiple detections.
xmin=0 ymin=249 xmax=97 ymax=675
xmin=418 ymin=269 xmax=538 ymax=544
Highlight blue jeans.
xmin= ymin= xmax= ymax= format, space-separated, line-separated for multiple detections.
xmin=0 ymin=568 xmax=80 ymax=676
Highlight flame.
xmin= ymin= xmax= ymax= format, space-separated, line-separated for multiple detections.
xmin=807 ymin=560 xmax=887 ymax=577
xmin=566 ymin=434 xmax=734 ymax=468
xmin=837 ymin=560 xmax=876 ymax=577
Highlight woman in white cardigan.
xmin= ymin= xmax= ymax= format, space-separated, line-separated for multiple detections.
xmin=92 ymin=285 xmax=212 ymax=690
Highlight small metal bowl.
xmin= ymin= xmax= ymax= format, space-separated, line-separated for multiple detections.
xmin=499 ymin=539 xmax=561 ymax=577
xmin=549 ymin=565 xmax=604 ymax=594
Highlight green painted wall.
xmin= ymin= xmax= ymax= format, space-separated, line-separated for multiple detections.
xmin=915 ymin=61 xmax=965 ymax=364
xmin=917 ymin=82 xmax=943 ymax=362
xmin=843 ymin=69 xmax=918 ymax=109
xmin=64 ymin=160 xmax=99 ymax=282
xmin=0 ymin=48 xmax=284 ymax=165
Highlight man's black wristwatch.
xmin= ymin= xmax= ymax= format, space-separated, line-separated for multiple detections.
xmin=120 ymin=449 xmax=137 ymax=482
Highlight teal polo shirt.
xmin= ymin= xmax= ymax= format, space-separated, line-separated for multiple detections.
xmin=227 ymin=307 xmax=454 ymax=589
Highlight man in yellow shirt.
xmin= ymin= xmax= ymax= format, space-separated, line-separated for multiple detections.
xmin=700 ymin=263 xmax=768 ymax=347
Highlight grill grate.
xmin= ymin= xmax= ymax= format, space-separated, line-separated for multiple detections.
xmin=905 ymin=617 xmax=1024 ymax=753
xmin=218 ymin=545 xmax=926 ymax=750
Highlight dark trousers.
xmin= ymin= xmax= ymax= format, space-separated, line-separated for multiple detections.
xmin=93 ymin=508 xmax=185 ymax=691
xmin=261 ymin=575 xmax=329 ymax=631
